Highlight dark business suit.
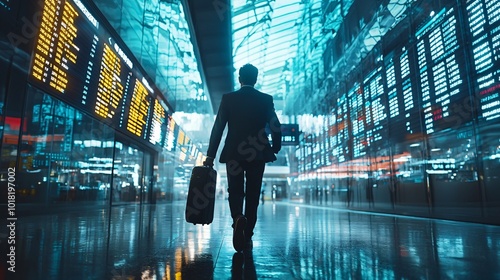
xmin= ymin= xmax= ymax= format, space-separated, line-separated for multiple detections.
xmin=207 ymin=85 xmax=281 ymax=239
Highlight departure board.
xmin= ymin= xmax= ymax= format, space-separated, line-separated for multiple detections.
xmin=383 ymin=46 xmax=421 ymax=140
xmin=415 ymin=6 xmax=468 ymax=134
xmin=164 ymin=116 xmax=177 ymax=152
xmin=0 ymin=0 xmax=11 ymax=12
xmin=29 ymin=0 xmax=155 ymax=141
xmin=400 ymin=49 xmax=415 ymax=115
xmin=348 ymin=82 xmax=367 ymax=158
xmin=363 ymin=66 xmax=388 ymax=147
xmin=149 ymin=99 xmax=167 ymax=146
xmin=466 ymin=0 xmax=500 ymax=122
xmin=126 ymin=78 xmax=151 ymax=139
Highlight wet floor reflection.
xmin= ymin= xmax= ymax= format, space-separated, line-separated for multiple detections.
xmin=10 ymin=201 xmax=500 ymax=279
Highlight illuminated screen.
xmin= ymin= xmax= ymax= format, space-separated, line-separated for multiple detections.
xmin=414 ymin=6 xmax=470 ymax=134
xmin=29 ymin=0 xmax=156 ymax=140
xmin=164 ymin=116 xmax=177 ymax=152
xmin=265 ymin=123 xmax=300 ymax=145
xmin=334 ymin=92 xmax=350 ymax=162
xmin=348 ymin=82 xmax=367 ymax=158
xmin=466 ymin=0 xmax=500 ymax=122
xmin=327 ymin=114 xmax=337 ymax=165
xmin=149 ymin=99 xmax=167 ymax=146
xmin=280 ymin=124 xmax=300 ymax=145
xmin=177 ymin=129 xmax=186 ymax=146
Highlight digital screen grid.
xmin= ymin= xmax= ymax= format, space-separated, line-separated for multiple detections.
xmin=415 ymin=6 xmax=469 ymax=134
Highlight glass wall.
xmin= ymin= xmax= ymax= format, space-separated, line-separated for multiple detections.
xmin=480 ymin=124 xmax=500 ymax=219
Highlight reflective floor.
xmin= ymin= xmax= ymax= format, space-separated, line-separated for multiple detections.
xmin=5 ymin=200 xmax=500 ymax=279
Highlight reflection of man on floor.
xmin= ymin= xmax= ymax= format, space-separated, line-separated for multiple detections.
xmin=204 ymin=64 xmax=282 ymax=252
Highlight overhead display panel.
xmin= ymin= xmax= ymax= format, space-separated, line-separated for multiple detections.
xmin=333 ymin=91 xmax=350 ymax=163
xmin=383 ymin=44 xmax=421 ymax=141
xmin=266 ymin=124 xmax=300 ymax=146
xmin=0 ymin=0 xmax=12 ymax=12
xmin=465 ymin=0 xmax=500 ymax=122
xmin=384 ymin=52 xmax=399 ymax=118
xmin=281 ymin=124 xmax=300 ymax=146
xmin=29 ymin=0 xmax=155 ymax=141
xmin=327 ymin=112 xmax=338 ymax=166
xmin=414 ymin=5 xmax=469 ymax=134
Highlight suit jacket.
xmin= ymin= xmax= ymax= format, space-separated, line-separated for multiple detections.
xmin=207 ymin=86 xmax=282 ymax=163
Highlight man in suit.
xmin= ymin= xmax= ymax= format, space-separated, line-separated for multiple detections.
xmin=204 ymin=64 xmax=281 ymax=252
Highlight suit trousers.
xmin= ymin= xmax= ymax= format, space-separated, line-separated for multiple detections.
xmin=226 ymin=160 xmax=266 ymax=240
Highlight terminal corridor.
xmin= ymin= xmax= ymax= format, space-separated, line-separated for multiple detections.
xmin=8 ymin=200 xmax=500 ymax=279
xmin=2 ymin=0 xmax=500 ymax=279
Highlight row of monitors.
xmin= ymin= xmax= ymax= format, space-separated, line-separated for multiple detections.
xmin=313 ymin=0 xmax=500 ymax=160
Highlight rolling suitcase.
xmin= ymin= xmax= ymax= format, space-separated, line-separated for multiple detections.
xmin=185 ymin=166 xmax=217 ymax=225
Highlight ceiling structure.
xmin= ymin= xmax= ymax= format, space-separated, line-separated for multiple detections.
xmin=187 ymin=0 xmax=414 ymax=118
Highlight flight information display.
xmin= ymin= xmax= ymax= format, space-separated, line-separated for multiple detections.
xmin=363 ymin=66 xmax=388 ymax=147
xmin=280 ymin=124 xmax=300 ymax=145
xmin=348 ymin=82 xmax=367 ymax=158
xmin=164 ymin=116 xmax=177 ymax=152
xmin=415 ymin=6 xmax=468 ymax=134
xmin=29 ymin=0 xmax=155 ymax=141
xmin=333 ymin=92 xmax=350 ymax=163
xmin=149 ymin=98 xmax=167 ymax=146
xmin=466 ymin=0 xmax=500 ymax=122
xmin=385 ymin=54 xmax=399 ymax=118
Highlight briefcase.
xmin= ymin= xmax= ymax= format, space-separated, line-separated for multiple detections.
xmin=185 ymin=166 xmax=217 ymax=225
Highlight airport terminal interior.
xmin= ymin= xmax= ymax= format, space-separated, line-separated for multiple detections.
xmin=0 ymin=0 xmax=499 ymax=279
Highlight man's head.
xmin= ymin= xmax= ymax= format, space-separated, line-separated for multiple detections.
xmin=238 ymin=64 xmax=258 ymax=86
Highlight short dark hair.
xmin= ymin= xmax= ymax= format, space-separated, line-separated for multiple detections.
xmin=239 ymin=64 xmax=258 ymax=85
